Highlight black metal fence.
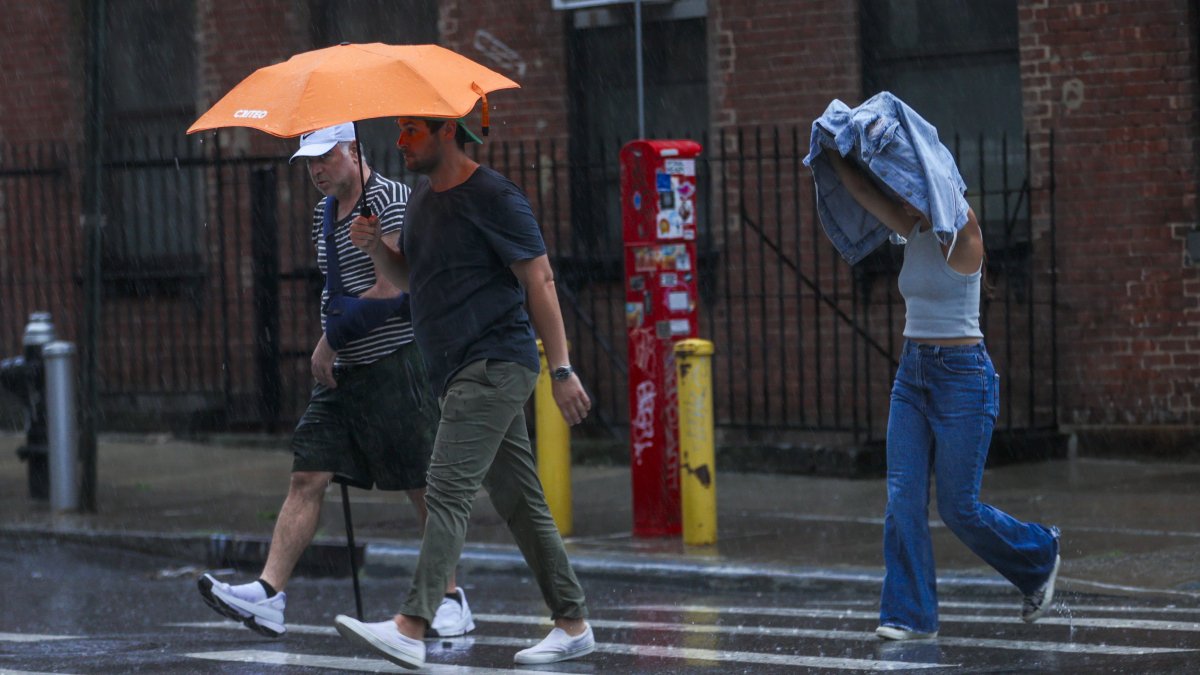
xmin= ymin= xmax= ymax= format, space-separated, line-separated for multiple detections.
xmin=0 ymin=128 xmax=1057 ymax=443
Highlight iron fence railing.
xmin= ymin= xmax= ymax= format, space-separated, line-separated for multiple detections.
xmin=0 ymin=128 xmax=1056 ymax=442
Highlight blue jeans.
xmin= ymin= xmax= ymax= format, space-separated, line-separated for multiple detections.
xmin=880 ymin=340 xmax=1059 ymax=633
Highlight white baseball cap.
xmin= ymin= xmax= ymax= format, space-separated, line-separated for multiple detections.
xmin=289 ymin=123 xmax=356 ymax=163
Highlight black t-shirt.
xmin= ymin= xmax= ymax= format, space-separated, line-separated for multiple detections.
xmin=402 ymin=165 xmax=547 ymax=395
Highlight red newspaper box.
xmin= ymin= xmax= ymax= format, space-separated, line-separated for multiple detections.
xmin=621 ymin=139 xmax=703 ymax=537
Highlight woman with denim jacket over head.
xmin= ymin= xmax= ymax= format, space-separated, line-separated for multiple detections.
xmin=826 ymin=152 xmax=1061 ymax=641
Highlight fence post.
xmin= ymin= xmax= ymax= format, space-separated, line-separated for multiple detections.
xmin=535 ymin=339 xmax=572 ymax=536
xmin=675 ymin=338 xmax=716 ymax=545
xmin=44 ymin=341 xmax=79 ymax=512
xmin=250 ymin=167 xmax=282 ymax=429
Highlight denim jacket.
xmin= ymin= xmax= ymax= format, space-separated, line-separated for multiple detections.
xmin=803 ymin=91 xmax=969 ymax=265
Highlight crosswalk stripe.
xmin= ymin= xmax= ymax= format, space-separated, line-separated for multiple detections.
xmin=0 ymin=633 xmax=81 ymax=642
xmin=472 ymin=613 xmax=1194 ymax=656
xmin=173 ymin=622 xmax=946 ymax=670
xmin=0 ymin=670 xmax=77 ymax=675
xmin=185 ymin=650 xmax=400 ymax=673
xmin=772 ymin=513 xmax=1200 ymax=539
xmin=173 ymin=621 xmax=335 ymax=635
xmin=1061 ymin=577 xmax=1200 ymax=600
xmin=621 ymin=604 xmax=1200 ymax=633
xmin=463 ymin=635 xmax=948 ymax=671
xmin=184 ymin=649 xmax=573 ymax=674
xmin=821 ymin=599 xmax=1200 ymax=616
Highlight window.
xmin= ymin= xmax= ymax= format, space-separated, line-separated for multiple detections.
xmin=103 ymin=0 xmax=203 ymax=287
xmin=861 ymin=0 xmax=1025 ymax=250
xmin=566 ymin=1 xmax=710 ymax=262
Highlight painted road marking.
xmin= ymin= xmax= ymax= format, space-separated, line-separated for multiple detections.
xmin=821 ymin=599 xmax=1200 ymax=616
xmin=771 ymin=513 xmax=1200 ymax=539
xmin=175 ymin=622 xmax=947 ymax=670
xmin=171 ymin=621 xmax=340 ymax=636
xmin=474 ymin=613 xmax=1194 ymax=656
xmin=185 ymin=649 xmax=572 ymax=674
xmin=622 ymin=604 xmax=1200 ymax=633
xmin=461 ymin=636 xmax=948 ymax=671
xmin=0 ymin=633 xmax=81 ymax=642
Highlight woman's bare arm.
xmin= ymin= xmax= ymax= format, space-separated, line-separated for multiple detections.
xmin=825 ymin=152 xmax=919 ymax=236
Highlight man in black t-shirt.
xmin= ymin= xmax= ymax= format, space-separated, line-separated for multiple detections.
xmin=333 ymin=117 xmax=594 ymax=670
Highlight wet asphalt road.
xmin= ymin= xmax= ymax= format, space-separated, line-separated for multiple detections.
xmin=1 ymin=538 xmax=1198 ymax=673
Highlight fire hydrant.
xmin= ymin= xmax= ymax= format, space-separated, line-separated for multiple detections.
xmin=0 ymin=312 xmax=56 ymax=500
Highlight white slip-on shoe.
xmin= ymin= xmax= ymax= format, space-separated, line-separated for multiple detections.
xmin=1022 ymin=554 xmax=1062 ymax=623
xmin=875 ymin=625 xmax=938 ymax=640
xmin=428 ymin=587 xmax=476 ymax=637
xmin=197 ymin=574 xmax=286 ymax=637
xmin=513 ymin=624 xmax=595 ymax=665
xmin=334 ymin=615 xmax=425 ymax=670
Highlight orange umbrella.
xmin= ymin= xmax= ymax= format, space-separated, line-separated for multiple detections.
xmin=187 ymin=43 xmax=520 ymax=138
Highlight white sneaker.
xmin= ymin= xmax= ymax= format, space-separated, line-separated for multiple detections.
xmin=335 ymin=615 xmax=425 ymax=670
xmin=1022 ymin=554 xmax=1062 ymax=623
xmin=198 ymin=574 xmax=286 ymax=637
xmin=428 ymin=587 xmax=476 ymax=637
xmin=513 ymin=624 xmax=595 ymax=665
xmin=875 ymin=625 xmax=938 ymax=640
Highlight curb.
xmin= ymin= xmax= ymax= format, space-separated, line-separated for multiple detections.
xmin=0 ymin=526 xmax=1007 ymax=596
xmin=9 ymin=526 xmax=1195 ymax=602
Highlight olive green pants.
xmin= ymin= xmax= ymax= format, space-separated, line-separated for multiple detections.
xmin=401 ymin=359 xmax=587 ymax=623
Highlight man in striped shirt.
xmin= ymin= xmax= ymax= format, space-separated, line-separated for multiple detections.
xmin=198 ymin=124 xmax=473 ymax=640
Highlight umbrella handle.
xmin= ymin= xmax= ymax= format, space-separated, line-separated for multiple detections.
xmin=353 ymin=122 xmax=372 ymax=218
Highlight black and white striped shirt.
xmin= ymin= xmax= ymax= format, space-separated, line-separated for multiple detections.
xmin=310 ymin=172 xmax=414 ymax=366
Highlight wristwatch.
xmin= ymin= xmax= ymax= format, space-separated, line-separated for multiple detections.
xmin=551 ymin=365 xmax=574 ymax=382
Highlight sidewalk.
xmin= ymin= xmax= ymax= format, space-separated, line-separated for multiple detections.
xmin=1 ymin=431 xmax=1198 ymax=600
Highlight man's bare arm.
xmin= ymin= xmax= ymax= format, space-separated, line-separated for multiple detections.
xmin=512 ymin=255 xmax=591 ymax=426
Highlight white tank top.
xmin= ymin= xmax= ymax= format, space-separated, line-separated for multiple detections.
xmin=897 ymin=226 xmax=983 ymax=339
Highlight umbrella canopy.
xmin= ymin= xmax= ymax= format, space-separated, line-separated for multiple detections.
xmin=187 ymin=43 xmax=520 ymax=138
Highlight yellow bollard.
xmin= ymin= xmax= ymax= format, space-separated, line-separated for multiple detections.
xmin=535 ymin=340 xmax=572 ymax=536
xmin=675 ymin=338 xmax=717 ymax=546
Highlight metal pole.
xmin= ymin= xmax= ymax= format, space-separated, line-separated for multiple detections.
xmin=535 ymin=340 xmax=573 ymax=536
xmin=44 ymin=342 xmax=79 ymax=512
xmin=339 ymin=482 xmax=364 ymax=620
xmin=635 ymin=0 xmax=645 ymax=139
xmin=675 ymin=339 xmax=716 ymax=546
xmin=1049 ymin=129 xmax=1058 ymax=429
xmin=80 ymin=0 xmax=107 ymax=513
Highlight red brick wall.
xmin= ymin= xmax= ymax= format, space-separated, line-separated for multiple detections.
xmin=438 ymin=0 xmax=569 ymax=144
xmin=1020 ymin=0 xmax=1200 ymax=424
xmin=0 ymin=0 xmax=82 ymax=144
xmin=712 ymin=0 xmax=860 ymax=130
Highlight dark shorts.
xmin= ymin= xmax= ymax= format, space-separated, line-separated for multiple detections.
xmin=291 ymin=341 xmax=438 ymax=491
